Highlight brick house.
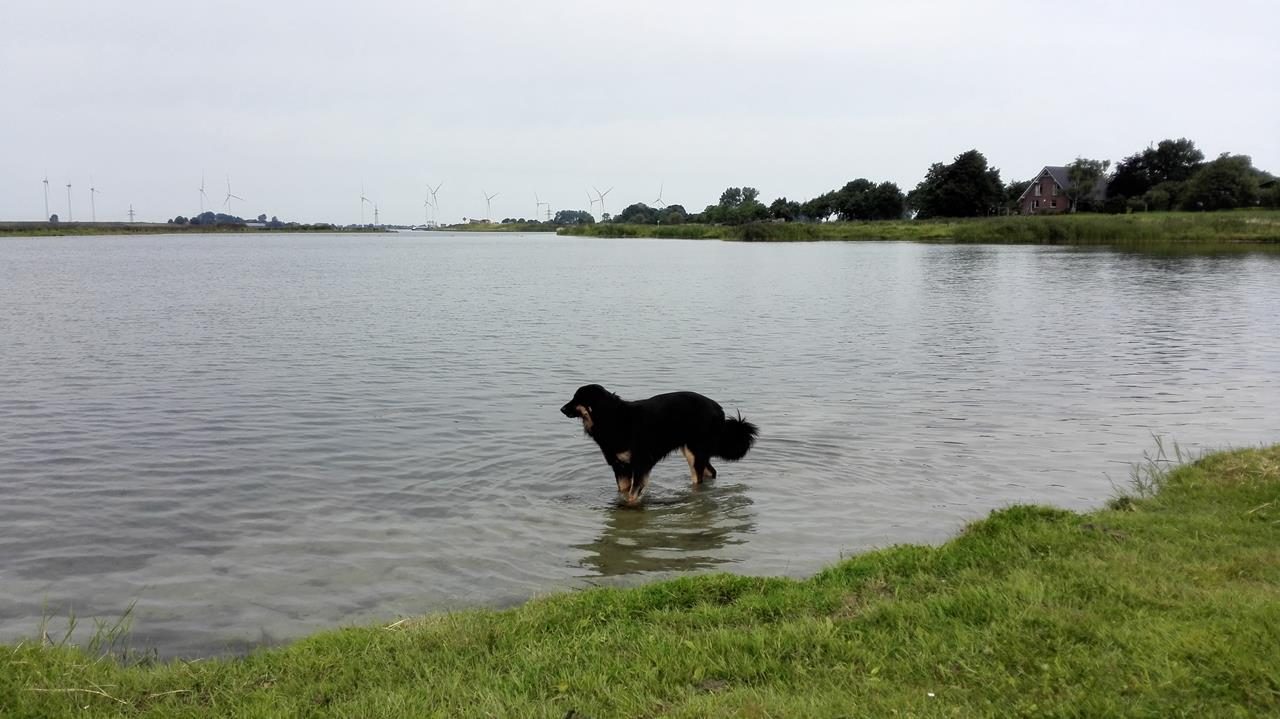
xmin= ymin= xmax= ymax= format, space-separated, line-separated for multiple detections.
xmin=1018 ymin=166 xmax=1073 ymax=214
xmin=1018 ymin=165 xmax=1110 ymax=214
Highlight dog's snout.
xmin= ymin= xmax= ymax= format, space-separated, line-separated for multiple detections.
xmin=560 ymin=402 xmax=577 ymax=418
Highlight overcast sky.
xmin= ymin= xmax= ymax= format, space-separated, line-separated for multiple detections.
xmin=3 ymin=0 xmax=1277 ymax=224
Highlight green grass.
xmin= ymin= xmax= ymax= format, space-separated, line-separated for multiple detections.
xmin=3 ymin=444 xmax=1279 ymax=717
xmin=559 ymin=210 xmax=1280 ymax=252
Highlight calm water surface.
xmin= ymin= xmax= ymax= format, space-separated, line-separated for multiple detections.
xmin=1 ymin=232 xmax=1277 ymax=656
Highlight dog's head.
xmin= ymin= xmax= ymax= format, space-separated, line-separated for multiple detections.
xmin=560 ymin=384 xmax=617 ymax=432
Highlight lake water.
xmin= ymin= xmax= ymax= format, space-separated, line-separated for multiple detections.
xmin=2 ymin=232 xmax=1278 ymax=657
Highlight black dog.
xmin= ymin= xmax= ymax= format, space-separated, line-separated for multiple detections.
xmin=560 ymin=384 xmax=758 ymax=505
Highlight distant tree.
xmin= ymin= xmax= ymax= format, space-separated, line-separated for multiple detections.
xmin=660 ymin=205 xmax=688 ymax=224
xmin=1179 ymin=153 xmax=1262 ymax=211
xmin=833 ymin=180 xmax=905 ymax=221
xmin=800 ymin=192 xmax=837 ymax=221
xmin=907 ymin=150 xmax=1004 ymax=218
xmin=1148 ymin=138 xmax=1204 ymax=184
xmin=616 ymin=202 xmax=659 ymax=224
xmin=553 ymin=209 xmax=595 ymax=225
xmin=868 ymin=182 xmax=907 ymax=220
xmin=1143 ymin=181 xmax=1185 ymax=212
xmin=703 ymin=186 xmax=766 ymax=224
xmin=719 ymin=187 xmax=743 ymax=208
xmin=1108 ymin=138 xmax=1204 ymax=204
xmin=49 ymin=213 xmax=59 ymax=223
xmin=1003 ymin=179 xmax=1031 ymax=213
xmin=1259 ymin=181 xmax=1280 ymax=209
xmin=737 ymin=195 xmax=768 ymax=224
xmin=833 ymin=179 xmax=874 ymax=221
xmin=1065 ymin=158 xmax=1110 ymax=212
xmin=257 ymin=213 xmax=267 ymax=223
xmin=769 ymin=197 xmax=801 ymax=221
xmin=1107 ymin=152 xmax=1150 ymax=200
xmin=171 ymin=215 xmax=189 ymax=225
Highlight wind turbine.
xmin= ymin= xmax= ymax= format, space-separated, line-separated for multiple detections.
xmin=373 ymin=203 xmax=380 ymax=226
xmin=427 ymin=182 xmax=443 ymax=223
xmin=483 ymin=190 xmax=499 ymax=221
xmin=594 ymin=186 xmax=614 ymax=220
xmin=89 ymin=177 xmax=103 ymax=222
xmin=198 ymin=172 xmax=210 ymax=214
xmin=535 ymin=192 xmax=550 ymax=221
xmin=587 ymin=190 xmax=601 ymax=216
xmin=653 ymin=182 xmax=666 ymax=209
xmin=223 ymin=176 xmax=244 ymax=215
xmin=66 ymin=182 xmax=73 ymax=222
xmin=360 ymin=184 xmax=372 ymax=224
xmin=42 ymin=174 xmax=50 ymax=220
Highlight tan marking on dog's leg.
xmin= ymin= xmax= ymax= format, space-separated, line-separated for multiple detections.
xmin=626 ymin=473 xmax=649 ymax=505
xmin=616 ymin=475 xmax=632 ymax=494
xmin=681 ymin=446 xmax=700 ymax=485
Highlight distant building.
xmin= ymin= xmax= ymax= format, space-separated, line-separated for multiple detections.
xmin=1017 ymin=166 xmax=1106 ymax=214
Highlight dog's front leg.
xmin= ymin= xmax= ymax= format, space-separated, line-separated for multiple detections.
xmin=624 ymin=457 xmax=655 ymax=506
xmin=605 ymin=453 xmax=633 ymax=495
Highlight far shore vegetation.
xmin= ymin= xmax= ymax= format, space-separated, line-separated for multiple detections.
xmin=548 ymin=137 xmax=1278 ymax=251
xmin=3 ymin=443 xmax=1278 ymax=717
xmin=560 ymin=209 xmax=1280 ymax=252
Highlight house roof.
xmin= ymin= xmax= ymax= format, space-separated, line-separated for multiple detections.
xmin=1043 ymin=166 xmax=1072 ymax=190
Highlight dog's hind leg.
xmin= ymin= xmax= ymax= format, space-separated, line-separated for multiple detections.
xmin=684 ymin=446 xmax=717 ymax=484
xmin=681 ymin=446 xmax=700 ymax=485
xmin=693 ymin=455 xmax=716 ymax=483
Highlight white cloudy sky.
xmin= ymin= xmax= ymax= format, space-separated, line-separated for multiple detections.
xmin=2 ymin=0 xmax=1276 ymax=224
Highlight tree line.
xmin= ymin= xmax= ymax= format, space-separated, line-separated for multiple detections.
xmin=601 ymin=139 xmax=1278 ymax=226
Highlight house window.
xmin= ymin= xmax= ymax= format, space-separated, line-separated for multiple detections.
xmin=1034 ymin=184 xmax=1042 ymax=196
xmin=1052 ymin=185 xmax=1059 ymax=197
xmin=1050 ymin=200 xmax=1057 ymax=208
xmin=1033 ymin=200 xmax=1040 ymax=209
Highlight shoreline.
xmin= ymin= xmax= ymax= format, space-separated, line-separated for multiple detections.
xmin=5 ymin=444 xmax=1278 ymax=716
xmin=557 ymin=210 xmax=1280 ymax=251
xmin=0 ymin=222 xmax=388 ymax=237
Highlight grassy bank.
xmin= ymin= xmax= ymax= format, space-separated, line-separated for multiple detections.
xmin=0 ymin=222 xmax=381 ymax=237
xmin=3 ymin=445 xmax=1278 ymax=717
xmin=559 ymin=210 xmax=1280 ymax=251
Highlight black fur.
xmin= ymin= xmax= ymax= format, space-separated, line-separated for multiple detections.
xmin=560 ymin=384 xmax=758 ymax=504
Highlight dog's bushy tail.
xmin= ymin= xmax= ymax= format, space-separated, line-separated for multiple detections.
xmin=716 ymin=413 xmax=759 ymax=461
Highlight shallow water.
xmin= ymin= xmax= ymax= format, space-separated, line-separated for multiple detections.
xmin=1 ymin=232 xmax=1277 ymax=656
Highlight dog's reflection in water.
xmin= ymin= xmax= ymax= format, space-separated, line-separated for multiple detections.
xmin=576 ymin=482 xmax=756 ymax=578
